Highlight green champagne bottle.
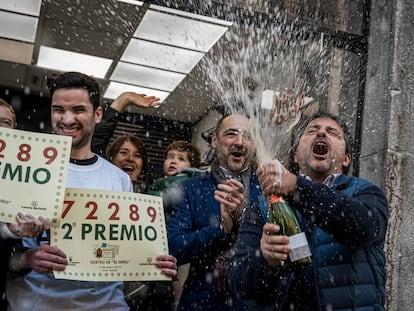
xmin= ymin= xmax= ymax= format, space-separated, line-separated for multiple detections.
xmin=268 ymin=195 xmax=311 ymax=266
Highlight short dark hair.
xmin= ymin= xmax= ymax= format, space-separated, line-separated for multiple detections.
xmin=164 ymin=140 xmax=201 ymax=168
xmin=49 ymin=72 xmax=101 ymax=110
xmin=289 ymin=111 xmax=353 ymax=174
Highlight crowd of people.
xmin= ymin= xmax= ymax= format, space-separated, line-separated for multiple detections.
xmin=0 ymin=71 xmax=389 ymax=311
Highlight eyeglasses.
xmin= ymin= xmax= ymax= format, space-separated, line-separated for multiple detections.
xmin=222 ymin=128 xmax=252 ymax=140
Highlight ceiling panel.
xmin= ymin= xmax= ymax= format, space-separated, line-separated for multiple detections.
xmin=134 ymin=9 xmax=229 ymax=52
xmin=37 ymin=46 xmax=113 ymax=79
xmin=121 ymin=39 xmax=204 ymax=74
xmin=0 ymin=38 xmax=33 ymax=65
xmin=111 ymin=62 xmax=185 ymax=92
xmin=0 ymin=0 xmax=232 ymax=123
xmin=0 ymin=0 xmax=42 ymax=16
xmin=0 ymin=11 xmax=38 ymax=43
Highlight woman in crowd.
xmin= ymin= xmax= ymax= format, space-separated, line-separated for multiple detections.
xmin=107 ymin=135 xmax=149 ymax=193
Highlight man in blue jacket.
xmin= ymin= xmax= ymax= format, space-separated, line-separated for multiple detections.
xmin=168 ymin=114 xmax=261 ymax=310
xmin=228 ymin=112 xmax=389 ymax=310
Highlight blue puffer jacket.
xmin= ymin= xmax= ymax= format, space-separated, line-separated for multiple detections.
xmin=228 ymin=174 xmax=389 ymax=311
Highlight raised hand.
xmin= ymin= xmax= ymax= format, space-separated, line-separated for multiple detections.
xmin=111 ymin=92 xmax=161 ymax=111
xmin=257 ymin=160 xmax=297 ymax=197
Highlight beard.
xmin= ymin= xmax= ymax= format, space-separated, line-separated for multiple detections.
xmin=71 ymin=132 xmax=92 ymax=150
xmin=299 ymin=151 xmax=338 ymax=179
xmin=53 ymin=122 xmax=93 ymax=151
xmin=216 ymin=149 xmax=251 ymax=173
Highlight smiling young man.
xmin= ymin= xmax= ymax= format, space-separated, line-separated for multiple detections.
xmin=228 ymin=112 xmax=389 ymax=311
xmin=167 ymin=114 xmax=262 ymax=311
xmin=6 ymin=72 xmax=177 ymax=310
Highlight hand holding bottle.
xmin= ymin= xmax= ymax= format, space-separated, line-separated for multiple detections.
xmin=257 ymin=160 xmax=311 ymax=266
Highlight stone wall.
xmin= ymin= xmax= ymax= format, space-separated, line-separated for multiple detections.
xmin=361 ymin=0 xmax=414 ymax=309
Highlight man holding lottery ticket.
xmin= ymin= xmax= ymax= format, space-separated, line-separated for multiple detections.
xmin=6 ymin=72 xmax=177 ymax=311
xmin=228 ymin=112 xmax=389 ymax=311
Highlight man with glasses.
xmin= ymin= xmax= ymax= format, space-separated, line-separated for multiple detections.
xmin=168 ymin=113 xmax=261 ymax=311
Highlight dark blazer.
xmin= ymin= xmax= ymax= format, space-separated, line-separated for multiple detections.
xmin=168 ymin=170 xmax=261 ymax=311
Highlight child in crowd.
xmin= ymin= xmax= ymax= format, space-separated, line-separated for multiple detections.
xmin=148 ymin=140 xmax=203 ymax=222
xmin=148 ymin=140 xmax=203 ymax=310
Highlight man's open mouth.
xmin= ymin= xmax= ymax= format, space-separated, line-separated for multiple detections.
xmin=231 ymin=151 xmax=243 ymax=158
xmin=313 ymin=142 xmax=328 ymax=155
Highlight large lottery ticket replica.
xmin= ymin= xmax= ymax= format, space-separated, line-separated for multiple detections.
xmin=0 ymin=127 xmax=71 ymax=224
xmin=53 ymin=188 xmax=170 ymax=282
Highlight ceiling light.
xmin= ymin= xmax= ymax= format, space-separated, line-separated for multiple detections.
xmin=134 ymin=10 xmax=229 ymax=52
xmin=114 ymin=0 xmax=144 ymax=6
xmin=37 ymin=46 xmax=112 ymax=79
xmin=104 ymin=81 xmax=169 ymax=103
xmin=0 ymin=0 xmax=42 ymax=16
xmin=107 ymin=4 xmax=231 ymax=108
xmin=111 ymin=62 xmax=186 ymax=92
xmin=121 ymin=39 xmax=204 ymax=74
xmin=0 ymin=11 xmax=38 ymax=43
xmin=150 ymin=5 xmax=232 ymax=26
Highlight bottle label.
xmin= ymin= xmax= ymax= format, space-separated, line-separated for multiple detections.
xmin=288 ymin=232 xmax=312 ymax=262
